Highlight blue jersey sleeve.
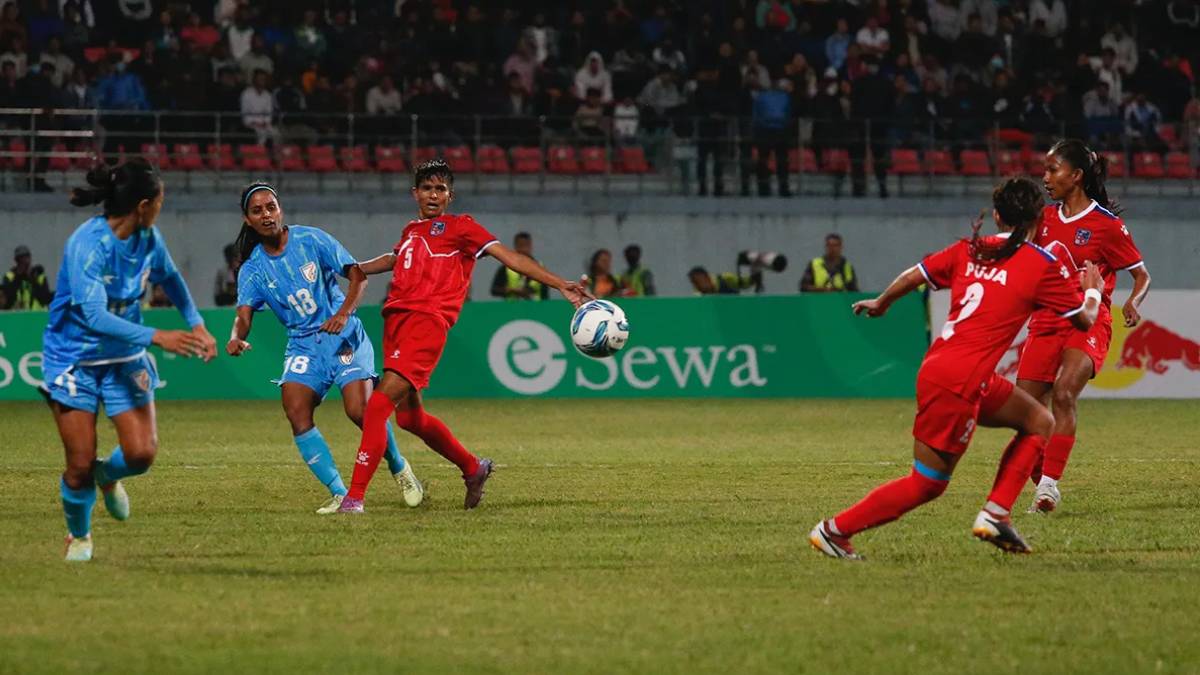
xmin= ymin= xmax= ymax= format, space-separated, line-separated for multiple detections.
xmin=236 ymin=261 xmax=265 ymax=310
xmin=148 ymin=231 xmax=204 ymax=327
xmin=68 ymin=234 xmax=157 ymax=346
xmin=314 ymin=228 xmax=357 ymax=278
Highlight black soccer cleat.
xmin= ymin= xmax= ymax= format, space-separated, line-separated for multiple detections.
xmin=972 ymin=511 xmax=1032 ymax=554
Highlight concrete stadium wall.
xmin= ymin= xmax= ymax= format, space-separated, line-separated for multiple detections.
xmin=3 ymin=193 xmax=1197 ymax=306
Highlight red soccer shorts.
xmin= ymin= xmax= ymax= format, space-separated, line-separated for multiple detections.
xmin=912 ymin=377 xmax=980 ymax=455
xmin=382 ymin=310 xmax=449 ymax=391
xmin=978 ymin=372 xmax=1015 ymax=418
xmin=1017 ymin=316 xmax=1112 ymax=384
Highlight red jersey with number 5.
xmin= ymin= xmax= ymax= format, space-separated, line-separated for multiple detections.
xmin=917 ymin=236 xmax=1085 ymax=398
xmin=1028 ymin=201 xmax=1142 ymax=335
xmin=382 ymin=213 xmax=499 ymax=326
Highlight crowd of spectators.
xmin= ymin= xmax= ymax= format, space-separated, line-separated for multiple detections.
xmin=1 ymin=1 xmax=1200 ymax=191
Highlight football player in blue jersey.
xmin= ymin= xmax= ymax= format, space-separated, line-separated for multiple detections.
xmin=226 ymin=182 xmax=423 ymax=513
xmin=43 ymin=159 xmax=218 ymax=562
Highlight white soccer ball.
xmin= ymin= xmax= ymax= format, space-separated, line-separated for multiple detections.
xmin=569 ymin=300 xmax=630 ymax=358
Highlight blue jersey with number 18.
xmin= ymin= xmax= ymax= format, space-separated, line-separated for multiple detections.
xmin=236 ymin=226 xmax=357 ymax=340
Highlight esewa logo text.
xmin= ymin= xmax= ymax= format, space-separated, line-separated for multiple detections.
xmin=487 ymin=320 xmax=768 ymax=395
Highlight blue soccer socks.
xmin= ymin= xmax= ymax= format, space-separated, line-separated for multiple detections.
xmin=294 ymin=427 xmax=348 ymax=496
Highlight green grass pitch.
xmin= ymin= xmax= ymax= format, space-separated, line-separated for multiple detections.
xmin=1 ymin=399 xmax=1198 ymax=674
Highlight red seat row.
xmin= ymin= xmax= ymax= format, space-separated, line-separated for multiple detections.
xmin=31 ymin=143 xmax=653 ymax=175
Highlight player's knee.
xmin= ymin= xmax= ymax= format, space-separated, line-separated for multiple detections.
xmin=1030 ymin=406 xmax=1055 ymax=439
xmin=282 ymin=401 xmax=314 ymax=435
xmin=63 ymin=464 xmax=93 ymax=489
xmin=1051 ymin=385 xmax=1078 ymax=416
xmin=915 ymin=476 xmax=949 ymax=501
xmin=344 ymin=405 xmax=364 ymax=428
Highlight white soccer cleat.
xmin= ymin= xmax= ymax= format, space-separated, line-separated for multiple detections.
xmin=1028 ymin=481 xmax=1061 ymax=514
xmin=393 ymin=464 xmax=425 ymax=508
xmin=64 ymin=534 xmax=93 ymax=562
xmin=809 ymin=520 xmax=863 ymax=561
xmin=101 ymin=482 xmax=130 ymax=521
xmin=316 ymin=494 xmax=345 ymax=515
xmin=972 ymin=510 xmax=1031 ymax=553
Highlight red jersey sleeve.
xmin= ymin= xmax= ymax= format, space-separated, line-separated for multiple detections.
xmin=1103 ymin=218 xmax=1144 ymax=272
xmin=1035 ymin=259 xmax=1086 ymax=318
xmin=918 ymin=241 xmax=962 ymax=290
xmin=456 ymin=215 xmax=500 ymax=260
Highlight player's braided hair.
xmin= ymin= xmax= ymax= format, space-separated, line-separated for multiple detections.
xmin=234 ymin=181 xmax=277 ymax=263
xmin=971 ymin=177 xmax=1044 ymax=263
xmin=1048 ymin=138 xmax=1122 ymax=215
xmin=69 ymin=157 xmax=161 ymax=216
xmin=413 ymin=158 xmax=454 ymax=188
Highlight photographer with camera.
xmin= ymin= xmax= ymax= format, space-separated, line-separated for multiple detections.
xmin=800 ymin=233 xmax=858 ymax=293
xmin=2 ymin=245 xmax=53 ymax=310
xmin=688 ymin=250 xmax=788 ymax=295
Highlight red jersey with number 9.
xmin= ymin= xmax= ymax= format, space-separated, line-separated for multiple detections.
xmin=917 ymin=236 xmax=1085 ymax=398
xmin=382 ymin=213 xmax=499 ymax=326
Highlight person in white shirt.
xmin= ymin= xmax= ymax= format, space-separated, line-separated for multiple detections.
xmin=241 ymin=70 xmax=278 ymax=145
xmin=1100 ymin=23 xmax=1138 ymax=76
xmin=855 ymin=16 xmax=890 ymax=57
xmin=613 ymin=97 xmax=640 ymax=144
xmin=60 ymin=0 xmax=95 ymax=27
xmin=226 ymin=9 xmax=254 ymax=60
xmin=366 ymin=75 xmax=402 ymax=115
xmin=1029 ymin=0 xmax=1067 ymax=38
xmin=928 ymin=0 xmax=962 ymax=43
xmin=959 ymin=0 xmax=997 ymax=36
xmin=38 ymin=37 xmax=75 ymax=88
xmin=1093 ymin=48 xmax=1123 ymax=103
xmin=574 ymin=51 xmax=613 ymax=104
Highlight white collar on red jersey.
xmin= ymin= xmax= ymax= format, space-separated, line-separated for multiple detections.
xmin=1057 ymin=199 xmax=1098 ymax=224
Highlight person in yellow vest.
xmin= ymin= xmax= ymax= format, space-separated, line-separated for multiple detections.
xmin=619 ymin=244 xmax=657 ymax=296
xmin=489 ymin=232 xmax=549 ymax=301
xmin=800 ymin=233 xmax=859 ymax=292
xmin=2 ymin=245 xmax=54 ymax=310
xmin=688 ymin=266 xmax=756 ymax=295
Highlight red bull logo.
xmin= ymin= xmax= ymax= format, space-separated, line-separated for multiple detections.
xmin=1117 ymin=321 xmax=1200 ymax=375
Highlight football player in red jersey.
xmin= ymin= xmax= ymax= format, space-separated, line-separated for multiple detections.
xmin=339 ymin=159 xmax=592 ymax=512
xmin=811 ymin=178 xmax=1103 ymax=560
xmin=1017 ymin=139 xmax=1152 ymax=513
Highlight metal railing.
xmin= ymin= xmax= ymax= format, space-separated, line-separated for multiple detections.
xmin=1 ymin=108 xmax=1196 ymax=197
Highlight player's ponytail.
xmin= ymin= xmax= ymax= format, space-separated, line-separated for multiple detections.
xmin=1048 ymin=139 xmax=1122 ymax=215
xmin=70 ymin=158 xmax=161 ymax=216
xmin=973 ymin=177 xmax=1044 ymax=263
xmin=235 ymin=181 xmax=276 ymax=262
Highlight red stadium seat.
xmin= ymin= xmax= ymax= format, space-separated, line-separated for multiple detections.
xmin=239 ymin=144 xmax=273 ymax=172
xmin=993 ymin=149 xmax=1022 ymax=176
xmin=140 ymin=143 xmax=171 ymax=170
xmin=1158 ymin=124 xmax=1180 ymax=150
xmin=889 ymin=148 xmax=922 ymax=175
xmin=374 ymin=145 xmax=408 ymax=173
xmin=1101 ymin=151 xmax=1126 ymax=178
xmin=442 ymin=145 xmax=476 ymax=173
xmin=9 ymin=139 xmax=29 ymax=170
xmin=790 ymin=148 xmax=818 ymax=174
xmin=307 ymin=145 xmax=338 ymax=172
xmin=411 ymin=146 xmax=437 ymax=165
xmin=339 ymin=145 xmax=371 ymax=172
xmin=207 ymin=143 xmax=237 ymax=171
xmin=476 ymin=144 xmax=509 ymax=173
xmin=173 ymin=143 xmax=204 ymax=171
xmin=279 ymin=144 xmax=306 ymax=171
xmin=547 ymin=145 xmax=580 ymax=174
xmin=821 ymin=148 xmax=849 ymax=174
xmin=1133 ymin=152 xmax=1165 ymax=179
xmin=958 ymin=150 xmax=991 ymax=176
xmin=1165 ymin=151 xmax=1194 ymax=179
xmin=47 ymin=142 xmax=71 ymax=171
xmin=617 ymin=146 xmax=650 ymax=174
xmin=580 ymin=146 xmax=607 ymax=174
xmin=923 ymin=150 xmax=954 ymax=176
xmin=511 ymin=146 xmax=543 ymax=174
xmin=1026 ymin=154 xmax=1046 ymax=177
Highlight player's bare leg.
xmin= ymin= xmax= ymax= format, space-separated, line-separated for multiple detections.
xmin=811 ymin=441 xmax=957 ymax=561
xmin=100 ymin=404 xmax=159 ymax=522
xmin=280 ymin=383 xmax=348 ymax=514
xmin=49 ymin=401 xmax=98 ymax=561
xmin=1020 ymin=350 xmax=1093 ymax=513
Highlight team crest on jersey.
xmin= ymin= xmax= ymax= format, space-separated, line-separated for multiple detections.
xmin=300 ymin=261 xmax=318 ymax=283
xmin=338 ymin=349 xmax=354 ymax=365
xmin=430 ymin=221 xmax=446 ymax=236
xmin=1074 ymin=228 xmax=1092 ymax=246
xmin=132 ymin=369 xmax=151 ymax=392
